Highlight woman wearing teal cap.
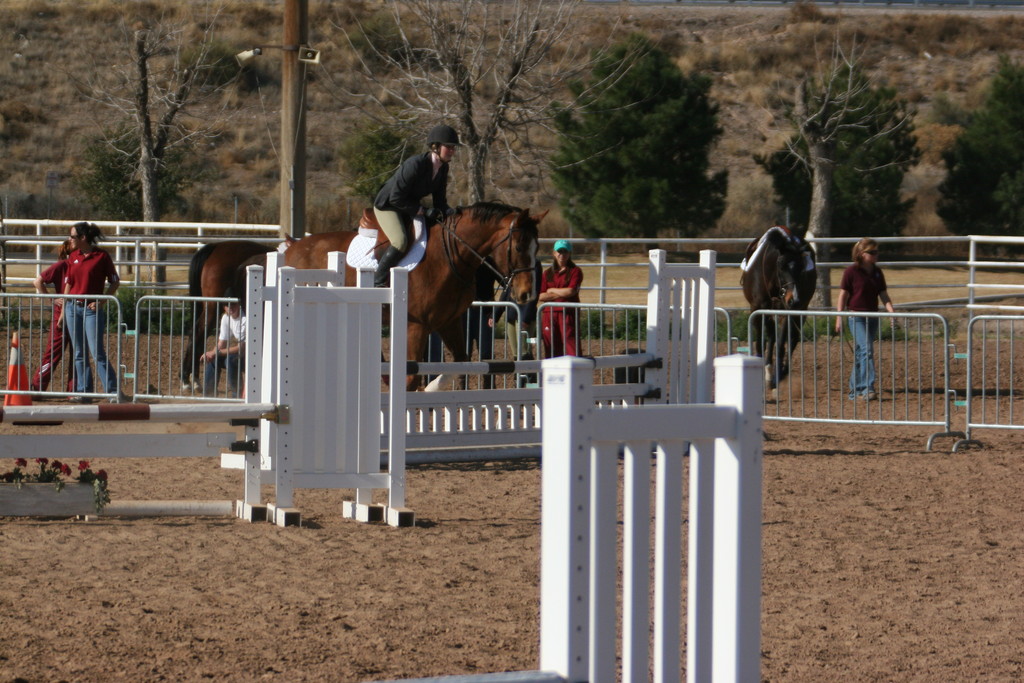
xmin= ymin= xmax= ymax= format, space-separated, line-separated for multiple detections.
xmin=539 ymin=240 xmax=583 ymax=357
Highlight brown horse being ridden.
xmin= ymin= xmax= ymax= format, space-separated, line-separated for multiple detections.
xmin=741 ymin=225 xmax=817 ymax=398
xmin=181 ymin=239 xmax=278 ymax=390
xmin=284 ymin=201 xmax=544 ymax=389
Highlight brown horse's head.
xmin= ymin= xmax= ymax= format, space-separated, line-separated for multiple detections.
xmin=456 ymin=202 xmax=544 ymax=306
xmin=489 ymin=206 xmax=544 ymax=306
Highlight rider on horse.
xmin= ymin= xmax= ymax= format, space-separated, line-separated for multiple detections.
xmin=372 ymin=124 xmax=461 ymax=288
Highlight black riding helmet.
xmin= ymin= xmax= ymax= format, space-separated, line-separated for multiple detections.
xmin=427 ymin=124 xmax=460 ymax=147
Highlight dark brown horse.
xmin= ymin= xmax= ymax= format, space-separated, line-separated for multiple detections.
xmin=741 ymin=225 xmax=817 ymax=396
xmin=181 ymin=239 xmax=276 ymax=389
xmin=284 ymin=201 xmax=543 ymax=389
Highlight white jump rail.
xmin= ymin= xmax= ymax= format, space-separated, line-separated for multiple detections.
xmin=0 ymin=401 xmax=283 ymax=518
xmin=379 ymin=250 xmax=717 ymax=459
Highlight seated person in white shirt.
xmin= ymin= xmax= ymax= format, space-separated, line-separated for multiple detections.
xmin=202 ymin=291 xmax=246 ymax=398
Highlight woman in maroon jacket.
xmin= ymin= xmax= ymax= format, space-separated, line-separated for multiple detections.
xmin=539 ymin=240 xmax=583 ymax=358
xmin=31 ymin=239 xmax=90 ymax=394
xmin=835 ymin=237 xmax=896 ymax=400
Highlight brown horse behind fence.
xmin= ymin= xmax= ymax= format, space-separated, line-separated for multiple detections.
xmin=183 ymin=202 xmax=543 ymax=391
xmin=181 ymin=240 xmax=276 ymax=390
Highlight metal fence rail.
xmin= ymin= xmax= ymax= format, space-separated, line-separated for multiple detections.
xmin=130 ymin=294 xmax=245 ymax=402
xmin=0 ymin=218 xmax=279 ymax=291
xmin=955 ymin=315 xmax=1024 ymax=450
xmin=746 ymin=309 xmax=963 ymax=449
xmin=0 ymin=292 xmax=124 ymax=403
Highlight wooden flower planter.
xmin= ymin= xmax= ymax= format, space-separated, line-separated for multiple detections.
xmin=0 ymin=483 xmax=97 ymax=517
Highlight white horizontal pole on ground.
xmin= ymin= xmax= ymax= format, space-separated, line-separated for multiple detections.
xmin=0 ymin=433 xmax=237 ymax=460
xmin=99 ymin=500 xmax=235 ymax=517
xmin=0 ymin=403 xmax=279 ymax=423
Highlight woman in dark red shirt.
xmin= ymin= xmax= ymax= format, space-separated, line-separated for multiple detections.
xmin=63 ymin=222 xmax=124 ymax=403
xmin=31 ymin=239 xmax=91 ymax=394
xmin=835 ymin=237 xmax=895 ymax=400
xmin=539 ymin=240 xmax=583 ymax=357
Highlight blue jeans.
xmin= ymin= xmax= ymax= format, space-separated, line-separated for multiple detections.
xmin=849 ymin=316 xmax=878 ymax=398
xmin=204 ymin=352 xmax=241 ymax=397
xmin=65 ymin=300 xmax=119 ymax=395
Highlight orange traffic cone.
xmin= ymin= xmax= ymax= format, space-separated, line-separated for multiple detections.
xmin=5 ymin=331 xmax=32 ymax=406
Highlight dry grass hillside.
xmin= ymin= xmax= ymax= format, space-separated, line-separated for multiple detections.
xmin=1 ymin=0 xmax=1023 ymax=240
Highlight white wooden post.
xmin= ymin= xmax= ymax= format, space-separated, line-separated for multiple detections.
xmin=387 ymin=267 xmax=409 ymax=523
xmin=694 ymin=250 xmax=716 ymax=404
xmin=711 ymin=354 xmax=763 ymax=683
xmin=271 ymin=265 xmax=298 ymax=512
xmin=645 ymin=249 xmax=669 ymax=405
xmin=258 ymin=252 xmax=282 ymax=515
xmin=241 ymin=263 xmax=266 ymax=511
xmin=654 ymin=439 xmax=684 ymax=683
xmin=685 ymin=250 xmax=717 ymax=683
xmin=622 ymin=440 xmax=651 ymax=681
xmin=539 ymin=356 xmax=594 ymax=683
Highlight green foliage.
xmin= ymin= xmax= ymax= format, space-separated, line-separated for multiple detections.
xmin=551 ymin=33 xmax=727 ymax=239
xmin=124 ymin=289 xmax=196 ymax=336
xmin=116 ymin=287 xmax=143 ymax=333
xmin=74 ymin=127 xmax=209 ymax=220
xmin=756 ymin=64 xmax=920 ymax=238
xmin=938 ymin=57 xmax=1024 ymax=236
xmin=926 ymin=93 xmax=972 ymax=127
xmin=612 ymin=308 xmax=646 ymax=342
xmin=338 ymin=120 xmax=414 ymax=202
xmin=577 ymin=307 xmax=646 ymax=342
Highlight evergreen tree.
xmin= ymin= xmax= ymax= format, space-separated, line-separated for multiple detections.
xmin=938 ymin=57 xmax=1024 ymax=236
xmin=551 ymin=34 xmax=727 ymax=239
xmin=756 ymin=68 xmax=919 ymax=239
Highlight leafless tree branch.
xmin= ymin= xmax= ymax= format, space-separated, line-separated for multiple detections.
xmin=327 ymin=0 xmax=630 ymax=204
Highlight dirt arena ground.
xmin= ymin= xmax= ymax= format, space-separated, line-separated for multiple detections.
xmin=1 ymin=416 xmax=1022 ymax=683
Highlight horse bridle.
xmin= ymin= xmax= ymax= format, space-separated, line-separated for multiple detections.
xmin=759 ymin=249 xmax=797 ymax=310
xmin=439 ymin=211 xmax=536 ymax=293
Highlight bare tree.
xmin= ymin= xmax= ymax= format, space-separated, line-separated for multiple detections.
xmin=333 ymin=0 xmax=626 ymax=204
xmin=787 ymin=39 xmax=912 ymax=305
xmin=74 ymin=5 xmax=232 ymax=279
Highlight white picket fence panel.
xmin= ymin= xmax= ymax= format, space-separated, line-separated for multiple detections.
xmin=539 ymin=355 xmax=763 ymax=683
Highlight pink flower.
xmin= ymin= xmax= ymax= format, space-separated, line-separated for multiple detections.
xmin=36 ymin=457 xmax=48 ymax=465
xmin=78 ymin=460 xmax=90 ymax=471
xmin=15 ymin=458 xmax=26 ymax=467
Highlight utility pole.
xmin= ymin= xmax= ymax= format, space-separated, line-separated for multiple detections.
xmin=280 ymin=0 xmax=307 ymax=241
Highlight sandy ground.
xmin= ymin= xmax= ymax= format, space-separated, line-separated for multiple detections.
xmin=1 ymin=417 xmax=1022 ymax=682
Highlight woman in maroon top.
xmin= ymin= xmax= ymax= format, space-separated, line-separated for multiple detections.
xmin=539 ymin=240 xmax=583 ymax=357
xmin=63 ymin=222 xmax=125 ymax=403
xmin=835 ymin=237 xmax=895 ymax=400
xmin=31 ymin=239 xmax=90 ymax=394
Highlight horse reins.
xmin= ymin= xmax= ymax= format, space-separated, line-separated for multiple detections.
xmin=439 ymin=212 xmax=534 ymax=294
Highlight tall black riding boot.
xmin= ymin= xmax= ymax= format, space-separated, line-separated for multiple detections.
xmin=374 ymin=246 xmax=405 ymax=288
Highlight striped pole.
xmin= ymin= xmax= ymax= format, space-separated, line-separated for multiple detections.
xmin=0 ymin=402 xmax=281 ymax=424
